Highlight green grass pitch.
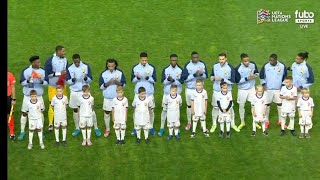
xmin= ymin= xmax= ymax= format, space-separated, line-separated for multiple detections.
xmin=8 ymin=1 xmax=320 ymax=179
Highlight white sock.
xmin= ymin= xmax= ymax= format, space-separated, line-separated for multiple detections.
xmin=230 ymin=108 xmax=236 ymax=126
xmin=21 ymin=115 xmax=27 ymax=132
xmin=277 ymin=106 xmax=282 ymax=121
xmin=54 ymin=128 xmax=59 ymax=142
xmin=187 ymin=107 xmax=191 ymax=123
xmin=192 ymin=120 xmax=198 ymax=133
xmin=73 ymin=112 xmax=79 ymax=129
xmin=104 ymin=112 xmax=110 ymax=131
xmin=62 ymin=128 xmax=67 ymax=141
xmin=305 ymin=126 xmax=310 ymax=133
xmin=144 ymin=129 xmax=149 ymax=139
xmin=262 ymin=122 xmax=266 ymax=132
xmin=169 ymin=128 xmax=173 ymax=135
xmin=174 ymin=128 xmax=179 ymax=136
xmin=87 ymin=128 xmax=91 ymax=140
xmin=239 ymin=103 xmax=245 ymax=123
xmin=136 ymin=129 xmax=141 ymax=139
xmin=92 ymin=111 xmax=98 ymax=129
xmin=29 ymin=131 xmax=34 ymax=144
xmin=160 ymin=110 xmax=167 ymax=129
xmin=220 ymin=123 xmax=224 ymax=132
xmin=252 ymin=121 xmax=256 ymax=132
xmin=38 ymin=131 xmax=43 ymax=144
xmin=300 ymin=126 xmax=305 ymax=133
xmin=81 ymin=129 xmax=86 ymax=140
xmin=289 ymin=116 xmax=295 ymax=130
xmin=120 ymin=129 xmax=125 ymax=140
xmin=149 ymin=109 xmax=154 ymax=128
xmin=200 ymin=120 xmax=206 ymax=132
xmin=281 ymin=116 xmax=286 ymax=130
xmin=212 ymin=108 xmax=218 ymax=126
xmin=266 ymin=106 xmax=270 ymax=122
xmin=115 ymin=129 xmax=120 ymax=140
xmin=226 ymin=122 xmax=230 ymax=132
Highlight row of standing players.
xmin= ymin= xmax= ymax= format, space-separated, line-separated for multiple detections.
xmin=7 ymin=46 xmax=314 ymax=148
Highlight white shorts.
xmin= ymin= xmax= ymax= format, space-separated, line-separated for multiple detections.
xmin=134 ymin=123 xmax=150 ymax=130
xmin=281 ymin=112 xmax=295 ymax=118
xmin=218 ymin=113 xmax=231 ymax=123
xmin=29 ymin=118 xmax=43 ymax=130
xmin=21 ymin=95 xmax=44 ymax=112
xmin=167 ymin=121 xmax=180 ymax=128
xmin=211 ymin=91 xmax=219 ymax=107
xmin=237 ymin=87 xmax=255 ymax=104
xmin=69 ymin=91 xmax=83 ymax=108
xmin=113 ymin=123 xmax=126 ymax=129
xmin=266 ymin=90 xmax=282 ymax=104
xmin=192 ymin=115 xmax=206 ymax=121
xmin=134 ymin=94 xmax=155 ymax=108
xmin=103 ymin=98 xmax=114 ymax=111
xmin=79 ymin=116 xmax=93 ymax=128
xmin=185 ymin=88 xmax=194 ymax=106
xmin=299 ymin=111 xmax=312 ymax=126
xmin=54 ymin=119 xmax=67 ymax=128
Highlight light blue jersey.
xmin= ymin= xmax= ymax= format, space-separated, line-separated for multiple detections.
xmin=99 ymin=69 xmax=126 ymax=99
xmin=131 ymin=63 xmax=156 ymax=96
xmin=44 ymin=54 xmax=69 ymax=86
xmin=66 ymin=61 xmax=93 ymax=92
xmin=20 ymin=65 xmax=48 ymax=96
xmin=259 ymin=61 xmax=287 ymax=90
xmin=291 ymin=61 xmax=314 ymax=88
xmin=211 ymin=62 xmax=235 ymax=92
xmin=161 ymin=65 xmax=184 ymax=95
xmin=182 ymin=60 xmax=208 ymax=89
xmin=235 ymin=61 xmax=259 ymax=90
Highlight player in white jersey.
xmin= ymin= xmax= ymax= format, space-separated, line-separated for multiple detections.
xmin=26 ymin=90 xmax=45 ymax=150
xmin=217 ymin=82 xmax=233 ymax=138
xmin=191 ymin=79 xmax=210 ymax=138
xmin=163 ymin=85 xmax=182 ymax=141
xmin=51 ymin=86 xmax=69 ymax=147
xmin=132 ymin=87 xmax=153 ymax=144
xmin=297 ymin=88 xmax=314 ymax=138
xmin=112 ymin=86 xmax=128 ymax=145
xmin=279 ymin=76 xmax=297 ymax=136
xmin=77 ymin=85 xmax=94 ymax=146
xmin=251 ymin=85 xmax=268 ymax=137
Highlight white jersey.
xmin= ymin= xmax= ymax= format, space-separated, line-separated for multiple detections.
xmin=297 ymin=97 xmax=314 ymax=111
xmin=164 ymin=94 xmax=182 ymax=123
xmin=191 ymin=89 xmax=208 ymax=116
xmin=251 ymin=93 xmax=267 ymax=117
xmin=132 ymin=96 xmax=152 ymax=125
xmin=51 ymin=95 xmax=68 ymax=121
xmin=280 ymin=85 xmax=297 ymax=113
xmin=26 ymin=99 xmax=44 ymax=120
xmin=112 ymin=97 xmax=128 ymax=124
xmin=78 ymin=95 xmax=94 ymax=117
xmin=217 ymin=91 xmax=233 ymax=111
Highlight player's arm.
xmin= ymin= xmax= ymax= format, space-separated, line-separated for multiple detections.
xmin=99 ymin=73 xmax=106 ymax=90
xmin=44 ymin=56 xmax=55 ymax=77
xmin=20 ymin=69 xmax=29 ymax=86
xmin=66 ymin=66 xmax=76 ymax=85
xmin=204 ymin=99 xmax=208 ymax=115
xmin=117 ymin=71 xmax=126 ymax=87
xmin=145 ymin=66 xmax=156 ymax=83
xmin=131 ymin=66 xmax=140 ymax=84
xmin=11 ymin=76 xmax=16 ymax=105
xmin=162 ymin=68 xmax=171 ymax=85
xmin=225 ymin=100 xmax=233 ymax=113
xmin=200 ymin=63 xmax=208 ymax=79
xmin=303 ymin=64 xmax=314 ymax=88
xmin=251 ymin=104 xmax=256 ymax=117
xmin=41 ymin=70 xmax=49 ymax=86
xmin=125 ymin=100 xmax=128 ymax=122
xmin=84 ymin=64 xmax=93 ymax=83
xmin=191 ymin=100 xmax=194 ymax=115
xmin=217 ymin=101 xmax=224 ymax=112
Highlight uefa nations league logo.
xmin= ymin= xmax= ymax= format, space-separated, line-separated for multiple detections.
xmin=257 ymin=9 xmax=271 ymax=24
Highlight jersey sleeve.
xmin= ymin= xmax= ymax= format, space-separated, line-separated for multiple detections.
xmin=40 ymin=102 xmax=45 ymax=111
xmin=50 ymin=98 xmax=55 ymax=107
xmin=279 ymin=87 xmax=285 ymax=96
xmin=204 ymin=91 xmax=208 ymax=100
xmin=132 ymin=98 xmax=136 ymax=108
xmin=125 ymin=98 xmax=128 ymax=108
xmin=65 ymin=97 xmax=69 ymax=105
xmin=296 ymin=98 xmax=301 ymax=108
xmin=112 ymin=99 xmax=116 ymax=109
xmin=179 ymin=95 xmax=183 ymax=106
xmin=311 ymin=98 xmax=314 ymax=108
xmin=191 ymin=92 xmax=195 ymax=101
xmin=293 ymin=87 xmax=298 ymax=97
xmin=229 ymin=92 xmax=233 ymax=101
xmin=91 ymin=97 xmax=94 ymax=106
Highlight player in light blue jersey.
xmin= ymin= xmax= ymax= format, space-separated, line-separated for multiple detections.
xmin=131 ymin=52 xmax=157 ymax=136
xmin=181 ymin=51 xmax=208 ymax=131
xmin=158 ymin=54 xmax=184 ymax=137
xmin=260 ymin=54 xmax=287 ymax=129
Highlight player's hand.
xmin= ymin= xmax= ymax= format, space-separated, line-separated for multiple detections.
xmin=136 ymin=73 xmax=141 ymax=79
xmin=145 ymin=76 xmax=150 ymax=80
xmin=71 ymin=77 xmax=76 ymax=82
xmin=197 ymin=70 xmax=203 ymax=76
xmin=248 ymin=75 xmax=256 ymax=80
xmin=167 ymin=76 xmax=174 ymax=82
xmin=84 ymin=75 xmax=88 ymax=81
xmin=210 ymin=76 xmax=215 ymax=81
xmin=61 ymin=70 xmax=66 ymax=75
xmin=223 ymin=109 xmax=227 ymax=113
xmin=215 ymin=76 xmax=222 ymax=81
xmin=11 ymin=99 xmax=16 ymax=105
xmin=39 ymin=79 xmax=44 ymax=84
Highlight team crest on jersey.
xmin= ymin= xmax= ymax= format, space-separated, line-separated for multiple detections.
xmin=115 ymin=74 xmax=119 ymax=80
xmin=277 ymin=67 xmax=281 ymax=72
xmin=147 ymin=70 xmax=151 ymax=75
xmin=261 ymin=100 xmax=264 ymax=104
xmin=249 ymin=68 xmax=253 ymax=72
xmin=82 ymin=68 xmax=86 ymax=73
xmin=224 ymin=70 xmax=228 ymax=76
xmin=144 ymin=103 xmax=147 ymax=106
xmin=88 ymin=101 xmax=91 ymax=105
xmin=300 ymin=68 xmax=304 ymax=74
xmin=37 ymin=105 xmax=40 ymax=109
xmin=308 ymin=102 xmax=310 ymax=106
xmin=176 ymin=72 xmax=180 ymax=78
